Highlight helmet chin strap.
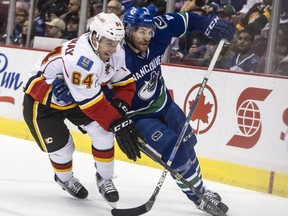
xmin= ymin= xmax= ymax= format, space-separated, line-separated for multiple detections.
xmin=89 ymin=31 xmax=100 ymax=56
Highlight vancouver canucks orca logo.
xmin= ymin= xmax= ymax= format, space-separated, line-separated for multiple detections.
xmin=138 ymin=71 xmax=159 ymax=100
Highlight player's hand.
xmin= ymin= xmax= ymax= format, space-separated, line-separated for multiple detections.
xmin=52 ymin=76 xmax=75 ymax=103
xmin=109 ymin=116 xmax=141 ymax=161
xmin=203 ymin=15 xmax=235 ymax=43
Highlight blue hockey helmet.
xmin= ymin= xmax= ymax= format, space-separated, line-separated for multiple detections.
xmin=123 ymin=7 xmax=154 ymax=28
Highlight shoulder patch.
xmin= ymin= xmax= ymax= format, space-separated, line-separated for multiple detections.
xmin=154 ymin=16 xmax=168 ymax=29
xmin=77 ymin=56 xmax=94 ymax=71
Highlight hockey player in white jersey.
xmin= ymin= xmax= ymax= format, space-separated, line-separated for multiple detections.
xmin=22 ymin=12 xmax=141 ymax=207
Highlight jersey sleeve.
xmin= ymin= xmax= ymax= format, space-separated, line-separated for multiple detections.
xmin=23 ymin=47 xmax=64 ymax=105
xmin=109 ymin=49 xmax=136 ymax=107
xmin=77 ymin=90 xmax=121 ymax=131
xmin=23 ymin=71 xmax=52 ymax=105
xmin=153 ymin=12 xmax=208 ymax=44
xmin=112 ymin=73 xmax=136 ymax=107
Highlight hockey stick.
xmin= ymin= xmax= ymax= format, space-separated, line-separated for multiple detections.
xmin=139 ymin=142 xmax=228 ymax=215
xmin=111 ymin=142 xmax=228 ymax=216
xmin=111 ymin=39 xmax=226 ymax=216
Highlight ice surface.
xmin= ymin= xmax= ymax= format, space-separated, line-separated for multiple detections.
xmin=0 ymin=134 xmax=287 ymax=216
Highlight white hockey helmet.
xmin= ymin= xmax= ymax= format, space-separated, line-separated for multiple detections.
xmin=89 ymin=12 xmax=125 ymax=51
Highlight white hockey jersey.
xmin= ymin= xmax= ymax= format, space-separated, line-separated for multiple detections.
xmin=24 ymin=33 xmax=136 ymax=130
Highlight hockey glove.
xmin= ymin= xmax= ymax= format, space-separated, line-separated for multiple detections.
xmin=111 ymin=98 xmax=130 ymax=116
xmin=52 ymin=76 xmax=75 ymax=103
xmin=203 ymin=15 xmax=235 ymax=43
xmin=109 ymin=116 xmax=141 ymax=161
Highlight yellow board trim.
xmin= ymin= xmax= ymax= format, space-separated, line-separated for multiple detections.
xmin=1 ymin=117 xmax=287 ymax=198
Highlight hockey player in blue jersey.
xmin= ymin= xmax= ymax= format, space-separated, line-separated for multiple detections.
xmin=52 ymin=7 xmax=235 ymax=216
xmin=117 ymin=7 xmax=235 ymax=215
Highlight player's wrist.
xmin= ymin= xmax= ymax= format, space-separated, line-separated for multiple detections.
xmin=111 ymin=98 xmax=130 ymax=116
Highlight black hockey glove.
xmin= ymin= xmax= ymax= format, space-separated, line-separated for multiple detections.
xmin=52 ymin=76 xmax=75 ymax=103
xmin=111 ymin=98 xmax=130 ymax=116
xmin=203 ymin=15 xmax=236 ymax=43
xmin=109 ymin=116 xmax=141 ymax=161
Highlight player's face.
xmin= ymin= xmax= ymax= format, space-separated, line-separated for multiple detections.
xmin=97 ymin=37 xmax=120 ymax=61
xmin=130 ymin=26 xmax=154 ymax=52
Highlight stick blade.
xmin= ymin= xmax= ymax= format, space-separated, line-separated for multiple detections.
xmin=111 ymin=200 xmax=154 ymax=216
xmin=111 ymin=204 xmax=148 ymax=216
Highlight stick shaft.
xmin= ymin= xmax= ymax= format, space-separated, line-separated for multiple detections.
xmin=167 ymin=39 xmax=226 ymax=167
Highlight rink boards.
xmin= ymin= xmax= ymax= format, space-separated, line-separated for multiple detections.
xmin=0 ymin=45 xmax=287 ymax=198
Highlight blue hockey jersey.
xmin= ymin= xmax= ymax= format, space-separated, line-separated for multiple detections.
xmin=124 ymin=12 xmax=208 ymax=119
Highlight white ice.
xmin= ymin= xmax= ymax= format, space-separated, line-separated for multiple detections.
xmin=0 ymin=134 xmax=287 ymax=216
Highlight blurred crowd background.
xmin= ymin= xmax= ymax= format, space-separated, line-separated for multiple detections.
xmin=0 ymin=0 xmax=287 ymax=76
